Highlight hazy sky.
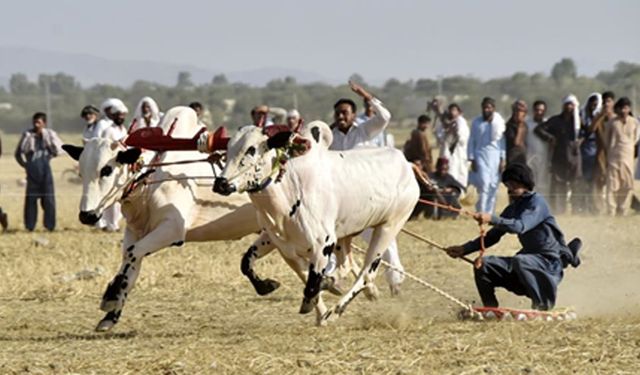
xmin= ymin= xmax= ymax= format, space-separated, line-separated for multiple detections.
xmin=2 ymin=0 xmax=639 ymax=82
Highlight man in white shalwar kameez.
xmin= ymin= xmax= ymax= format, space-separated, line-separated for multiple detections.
xmin=328 ymin=81 xmax=405 ymax=294
xmin=432 ymin=102 xmax=470 ymax=188
xmin=356 ymin=99 xmax=393 ymax=147
xmin=468 ymin=97 xmax=506 ymax=213
xmin=526 ymin=100 xmax=550 ymax=198
xmin=81 ymin=105 xmax=108 ymax=144
xmin=99 ymin=100 xmax=129 ymax=232
xmin=129 ymin=96 xmax=162 ymax=133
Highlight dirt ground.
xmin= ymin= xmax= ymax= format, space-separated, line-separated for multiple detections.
xmin=1 ymin=134 xmax=639 ymax=374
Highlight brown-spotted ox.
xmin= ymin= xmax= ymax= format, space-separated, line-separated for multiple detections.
xmin=213 ymin=121 xmax=419 ymax=324
xmin=62 ymin=106 xmax=283 ymax=331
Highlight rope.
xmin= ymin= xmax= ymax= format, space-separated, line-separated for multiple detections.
xmin=351 ymin=244 xmax=471 ymax=312
xmin=416 ymin=198 xmax=487 ymax=269
xmin=400 ymin=228 xmax=474 ymax=265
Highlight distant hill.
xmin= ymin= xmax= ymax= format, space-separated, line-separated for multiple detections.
xmin=0 ymin=46 xmax=331 ymax=88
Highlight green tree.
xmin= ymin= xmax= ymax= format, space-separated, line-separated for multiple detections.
xmin=212 ymin=74 xmax=228 ymax=85
xmin=9 ymin=73 xmax=38 ymax=95
xmin=176 ymin=71 xmax=193 ymax=89
xmin=551 ymin=58 xmax=577 ymax=82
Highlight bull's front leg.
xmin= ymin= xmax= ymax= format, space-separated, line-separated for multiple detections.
xmin=95 ymin=219 xmax=185 ymax=332
xmin=299 ymin=237 xmax=335 ymax=316
xmin=241 ymin=231 xmax=279 ymax=296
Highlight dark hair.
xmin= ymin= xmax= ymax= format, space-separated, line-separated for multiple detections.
xmin=602 ymin=91 xmax=616 ymax=101
xmin=33 ymin=112 xmax=47 ymax=122
xmin=417 ymin=115 xmax=432 ymax=124
xmin=448 ymin=103 xmax=462 ymax=113
xmin=189 ymin=101 xmax=203 ymax=111
xmin=334 ymin=98 xmax=357 ymax=113
xmin=481 ymin=97 xmax=496 ymax=107
xmin=80 ymin=105 xmax=100 ymax=118
xmin=502 ymin=163 xmax=535 ymax=190
xmin=614 ymin=97 xmax=632 ymax=111
xmin=532 ymin=100 xmax=547 ymax=108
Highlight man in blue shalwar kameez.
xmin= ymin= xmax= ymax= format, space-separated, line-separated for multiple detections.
xmin=468 ymin=97 xmax=506 ymax=214
xmin=447 ymin=164 xmax=581 ymax=310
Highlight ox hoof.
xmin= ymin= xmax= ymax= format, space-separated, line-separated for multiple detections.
xmin=364 ymin=284 xmax=380 ymax=301
xmin=255 ymin=279 xmax=281 ymax=296
xmin=319 ymin=310 xmax=335 ymax=325
xmin=95 ymin=319 xmax=115 ymax=332
xmin=299 ymin=296 xmax=318 ymax=315
xmin=320 ymin=276 xmax=345 ymax=296
xmin=389 ymin=283 xmax=401 ymax=297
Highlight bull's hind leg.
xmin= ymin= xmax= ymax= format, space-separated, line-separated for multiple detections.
xmin=321 ymin=225 xmax=397 ymax=323
xmin=96 ymin=218 xmax=185 ymax=332
xmin=241 ymin=231 xmax=280 ymax=295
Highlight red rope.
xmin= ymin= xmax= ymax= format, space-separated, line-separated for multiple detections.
xmin=417 ymin=198 xmax=487 ymax=269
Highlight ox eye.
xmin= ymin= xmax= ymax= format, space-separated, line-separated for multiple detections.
xmin=100 ymin=165 xmax=113 ymax=178
xmin=245 ymin=146 xmax=256 ymax=157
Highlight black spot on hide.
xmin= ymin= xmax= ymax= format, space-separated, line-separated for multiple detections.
xmin=369 ymin=258 xmax=382 ymax=273
xmin=289 ymin=199 xmax=301 ymax=217
xmin=311 ymin=126 xmax=320 ymax=143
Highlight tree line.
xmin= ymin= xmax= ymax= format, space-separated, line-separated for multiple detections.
xmin=0 ymin=58 xmax=638 ymax=134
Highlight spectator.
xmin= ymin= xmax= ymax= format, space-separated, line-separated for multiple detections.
xmin=14 ymin=112 xmax=63 ymax=231
xmin=101 ymin=102 xmax=129 ymax=232
xmin=432 ymin=101 xmax=470 ymax=188
xmin=403 ymin=115 xmax=434 ymax=174
xmin=81 ymin=105 xmax=106 ymax=144
xmin=251 ymin=105 xmax=270 ymax=127
xmin=413 ymin=157 xmax=465 ymax=220
xmin=188 ymin=101 xmax=208 ymax=127
xmin=130 ymin=96 xmax=162 ymax=132
xmin=505 ymin=99 xmax=528 ymax=166
xmin=535 ymin=95 xmax=582 ymax=214
xmin=357 ymin=98 xmax=390 ymax=147
xmin=286 ymin=109 xmax=302 ymax=131
xmin=605 ymin=97 xmax=639 ymax=216
xmin=587 ymin=91 xmax=616 ymax=214
xmin=468 ymin=97 xmax=506 ymax=213
xmin=576 ymin=93 xmax=603 ymax=213
xmin=328 ymin=80 xmax=404 ymax=294
xmin=526 ymin=100 xmax=550 ymax=198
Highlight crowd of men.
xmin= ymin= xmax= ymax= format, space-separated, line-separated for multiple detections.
xmin=405 ymin=92 xmax=640 ymax=219
xmin=3 ymin=87 xmax=640 ymax=234
xmin=5 ymin=84 xmax=627 ymax=310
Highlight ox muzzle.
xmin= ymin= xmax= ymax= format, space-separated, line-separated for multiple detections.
xmin=79 ymin=210 xmax=102 ymax=225
xmin=213 ymin=177 xmax=237 ymax=196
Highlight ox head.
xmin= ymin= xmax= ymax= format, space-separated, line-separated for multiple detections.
xmin=213 ymin=126 xmax=293 ymax=196
xmin=62 ymin=139 xmax=141 ymax=225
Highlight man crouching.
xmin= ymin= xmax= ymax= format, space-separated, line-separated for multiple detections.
xmin=446 ymin=163 xmax=581 ymax=310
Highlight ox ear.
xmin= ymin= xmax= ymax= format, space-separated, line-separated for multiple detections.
xmin=62 ymin=144 xmax=83 ymax=161
xmin=116 ymin=148 xmax=142 ymax=164
xmin=266 ymin=131 xmax=293 ymax=149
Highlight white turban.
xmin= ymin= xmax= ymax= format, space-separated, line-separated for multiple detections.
xmin=133 ymin=96 xmax=161 ymax=125
xmin=100 ymin=98 xmax=128 ymax=115
xmin=563 ymin=94 xmax=581 ymax=138
xmin=580 ymin=92 xmax=602 ymax=127
xmin=286 ymin=109 xmax=300 ymax=119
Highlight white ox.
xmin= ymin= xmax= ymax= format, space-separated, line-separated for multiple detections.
xmin=63 ymin=107 xmax=283 ymax=331
xmin=213 ymin=122 xmax=419 ymax=324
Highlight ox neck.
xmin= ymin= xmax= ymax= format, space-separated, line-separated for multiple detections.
xmin=248 ymin=171 xmax=296 ymax=222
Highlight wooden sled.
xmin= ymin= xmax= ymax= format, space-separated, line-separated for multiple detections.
xmin=459 ymin=306 xmax=577 ymax=321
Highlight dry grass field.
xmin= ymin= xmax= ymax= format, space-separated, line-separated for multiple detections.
xmin=1 ymin=133 xmax=640 ymax=374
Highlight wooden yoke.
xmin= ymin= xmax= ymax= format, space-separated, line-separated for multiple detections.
xmin=125 ymin=126 xmax=230 ymax=153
